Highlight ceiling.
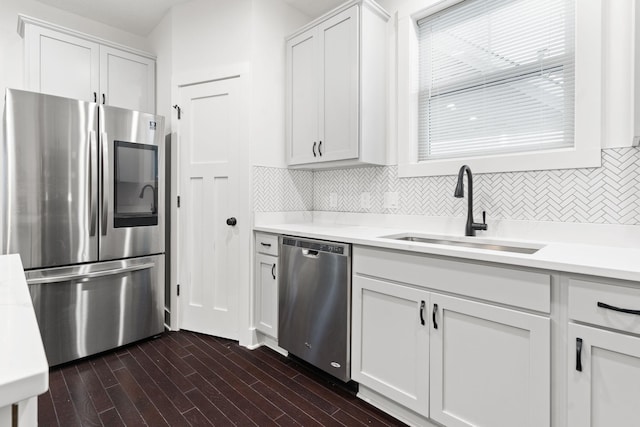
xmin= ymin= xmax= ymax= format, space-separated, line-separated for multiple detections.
xmin=35 ymin=0 xmax=346 ymax=37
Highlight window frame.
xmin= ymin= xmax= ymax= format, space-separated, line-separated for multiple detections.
xmin=397 ymin=0 xmax=602 ymax=177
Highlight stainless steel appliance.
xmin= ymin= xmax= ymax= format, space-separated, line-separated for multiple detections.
xmin=279 ymin=236 xmax=351 ymax=382
xmin=2 ymin=88 xmax=165 ymax=366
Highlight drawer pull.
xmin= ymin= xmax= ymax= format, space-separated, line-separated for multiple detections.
xmin=260 ymin=242 xmax=272 ymax=247
xmin=432 ymin=303 xmax=438 ymax=329
xmin=419 ymin=301 xmax=425 ymax=326
xmin=597 ymin=302 xmax=640 ymax=316
xmin=576 ymin=338 xmax=583 ymax=372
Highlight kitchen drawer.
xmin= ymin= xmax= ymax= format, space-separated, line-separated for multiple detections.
xmin=568 ymin=278 xmax=640 ymax=335
xmin=256 ymin=232 xmax=279 ymax=256
xmin=353 ymin=245 xmax=551 ymax=313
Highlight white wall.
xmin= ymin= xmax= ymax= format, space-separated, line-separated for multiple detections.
xmin=250 ymin=0 xmax=309 ymax=168
xmin=148 ymin=11 xmax=173 ymax=133
xmin=171 ymin=0 xmax=252 ymax=77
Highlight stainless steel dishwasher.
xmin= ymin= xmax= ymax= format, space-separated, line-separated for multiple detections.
xmin=279 ymin=236 xmax=351 ymax=382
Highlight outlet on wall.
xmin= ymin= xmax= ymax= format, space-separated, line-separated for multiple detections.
xmin=383 ymin=192 xmax=399 ymax=209
xmin=360 ymin=192 xmax=371 ymax=209
xmin=329 ymin=192 xmax=338 ymax=208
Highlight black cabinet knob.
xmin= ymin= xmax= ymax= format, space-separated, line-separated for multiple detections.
xmin=226 ymin=217 xmax=237 ymax=226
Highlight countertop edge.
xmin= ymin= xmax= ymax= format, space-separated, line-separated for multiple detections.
xmin=254 ymin=224 xmax=640 ymax=283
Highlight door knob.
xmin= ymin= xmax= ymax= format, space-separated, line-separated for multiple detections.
xmin=226 ymin=217 xmax=237 ymax=226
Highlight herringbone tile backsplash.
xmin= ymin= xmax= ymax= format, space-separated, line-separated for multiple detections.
xmin=253 ymin=148 xmax=640 ymax=225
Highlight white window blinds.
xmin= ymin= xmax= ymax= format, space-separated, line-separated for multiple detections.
xmin=417 ymin=0 xmax=575 ymax=161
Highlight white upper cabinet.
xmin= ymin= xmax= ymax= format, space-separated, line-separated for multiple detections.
xmin=100 ymin=46 xmax=155 ymax=113
xmin=19 ymin=15 xmax=156 ymax=113
xmin=286 ymin=0 xmax=389 ymax=168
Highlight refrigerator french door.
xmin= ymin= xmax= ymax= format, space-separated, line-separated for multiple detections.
xmin=2 ymin=88 xmax=165 ymax=366
xmin=100 ymin=105 xmax=164 ymax=260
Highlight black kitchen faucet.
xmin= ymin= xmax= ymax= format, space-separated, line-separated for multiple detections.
xmin=454 ymin=165 xmax=488 ymax=236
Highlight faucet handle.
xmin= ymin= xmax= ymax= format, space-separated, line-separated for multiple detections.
xmin=482 ymin=210 xmax=486 ymax=225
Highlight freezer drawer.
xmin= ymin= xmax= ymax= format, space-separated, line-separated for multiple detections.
xmin=25 ymin=255 xmax=164 ymax=366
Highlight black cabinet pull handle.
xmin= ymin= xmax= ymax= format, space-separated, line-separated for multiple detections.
xmin=93 ymin=92 xmax=97 ymax=102
xmin=226 ymin=217 xmax=237 ymax=226
xmin=597 ymin=301 xmax=640 ymax=316
xmin=432 ymin=303 xmax=438 ymax=329
xmin=271 ymin=264 xmax=276 ymax=280
xmin=312 ymin=142 xmax=317 ymax=157
xmin=318 ymin=140 xmax=322 ymax=156
xmin=419 ymin=301 xmax=425 ymax=325
xmin=102 ymin=93 xmax=106 ymax=104
xmin=260 ymin=242 xmax=271 ymax=247
xmin=576 ymin=338 xmax=583 ymax=372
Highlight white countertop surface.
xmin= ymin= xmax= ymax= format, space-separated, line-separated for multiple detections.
xmin=0 ymin=254 xmax=48 ymax=407
xmin=255 ymin=219 xmax=640 ymax=283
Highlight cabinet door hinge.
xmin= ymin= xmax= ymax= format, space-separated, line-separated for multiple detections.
xmin=177 ymin=195 xmax=181 ymax=208
xmin=177 ymin=284 xmax=180 ymax=296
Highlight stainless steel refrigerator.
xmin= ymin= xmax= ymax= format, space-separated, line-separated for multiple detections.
xmin=2 ymin=88 xmax=165 ymax=366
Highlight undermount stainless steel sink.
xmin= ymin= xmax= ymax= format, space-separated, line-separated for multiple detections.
xmin=383 ymin=235 xmax=543 ymax=254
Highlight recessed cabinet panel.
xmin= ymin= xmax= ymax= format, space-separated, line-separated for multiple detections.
xmin=568 ymin=323 xmax=640 ymax=427
xmin=289 ymin=31 xmax=319 ymax=164
xmin=318 ymin=7 xmax=359 ymax=162
xmin=100 ymin=47 xmax=155 ymax=113
xmin=255 ymin=253 xmax=278 ymax=338
xmin=39 ymin=34 xmax=98 ymax=102
xmin=429 ymin=294 xmax=550 ymax=427
xmin=352 ymin=275 xmax=429 ymax=417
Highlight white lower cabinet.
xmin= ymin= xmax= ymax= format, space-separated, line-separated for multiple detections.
xmin=255 ymin=253 xmax=278 ymax=338
xmin=352 ymin=275 xmax=430 ymax=417
xmin=429 ymin=293 xmax=550 ymax=427
xmin=352 ymin=274 xmax=550 ymax=426
xmin=254 ymin=233 xmax=279 ymax=339
xmin=352 ymin=246 xmax=551 ymax=427
xmin=568 ymin=323 xmax=640 ymax=427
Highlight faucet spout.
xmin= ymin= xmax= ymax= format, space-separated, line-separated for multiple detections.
xmin=139 ymin=184 xmax=157 ymax=214
xmin=454 ymin=165 xmax=487 ymax=236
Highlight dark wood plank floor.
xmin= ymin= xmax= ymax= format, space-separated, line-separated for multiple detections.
xmin=38 ymin=331 xmax=407 ymax=426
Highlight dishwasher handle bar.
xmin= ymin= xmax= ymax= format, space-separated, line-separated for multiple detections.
xmin=281 ymin=236 xmax=350 ymax=257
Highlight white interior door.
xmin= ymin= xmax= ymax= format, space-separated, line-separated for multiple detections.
xmin=179 ymin=77 xmax=241 ymax=340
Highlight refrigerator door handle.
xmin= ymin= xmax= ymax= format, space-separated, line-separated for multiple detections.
xmin=26 ymin=262 xmax=156 ymax=285
xmin=101 ymin=132 xmax=109 ymax=236
xmin=89 ymin=130 xmax=98 ymax=236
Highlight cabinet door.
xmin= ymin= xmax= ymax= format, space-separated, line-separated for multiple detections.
xmin=24 ymin=25 xmax=99 ymax=102
xmin=430 ymin=294 xmax=550 ymax=427
xmin=352 ymin=275 xmax=429 ymax=417
xmin=100 ymin=46 xmax=155 ymax=113
xmin=568 ymin=323 xmax=640 ymax=427
xmin=255 ymin=253 xmax=278 ymax=338
xmin=317 ymin=5 xmax=359 ymax=162
xmin=287 ymin=28 xmax=319 ymax=165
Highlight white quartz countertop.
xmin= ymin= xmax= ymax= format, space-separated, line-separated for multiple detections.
xmin=254 ymin=221 xmax=640 ymax=283
xmin=0 ymin=254 xmax=48 ymax=407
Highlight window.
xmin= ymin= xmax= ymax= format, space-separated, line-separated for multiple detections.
xmin=418 ymin=0 xmax=574 ymax=160
xmin=397 ymin=0 xmax=602 ymax=177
